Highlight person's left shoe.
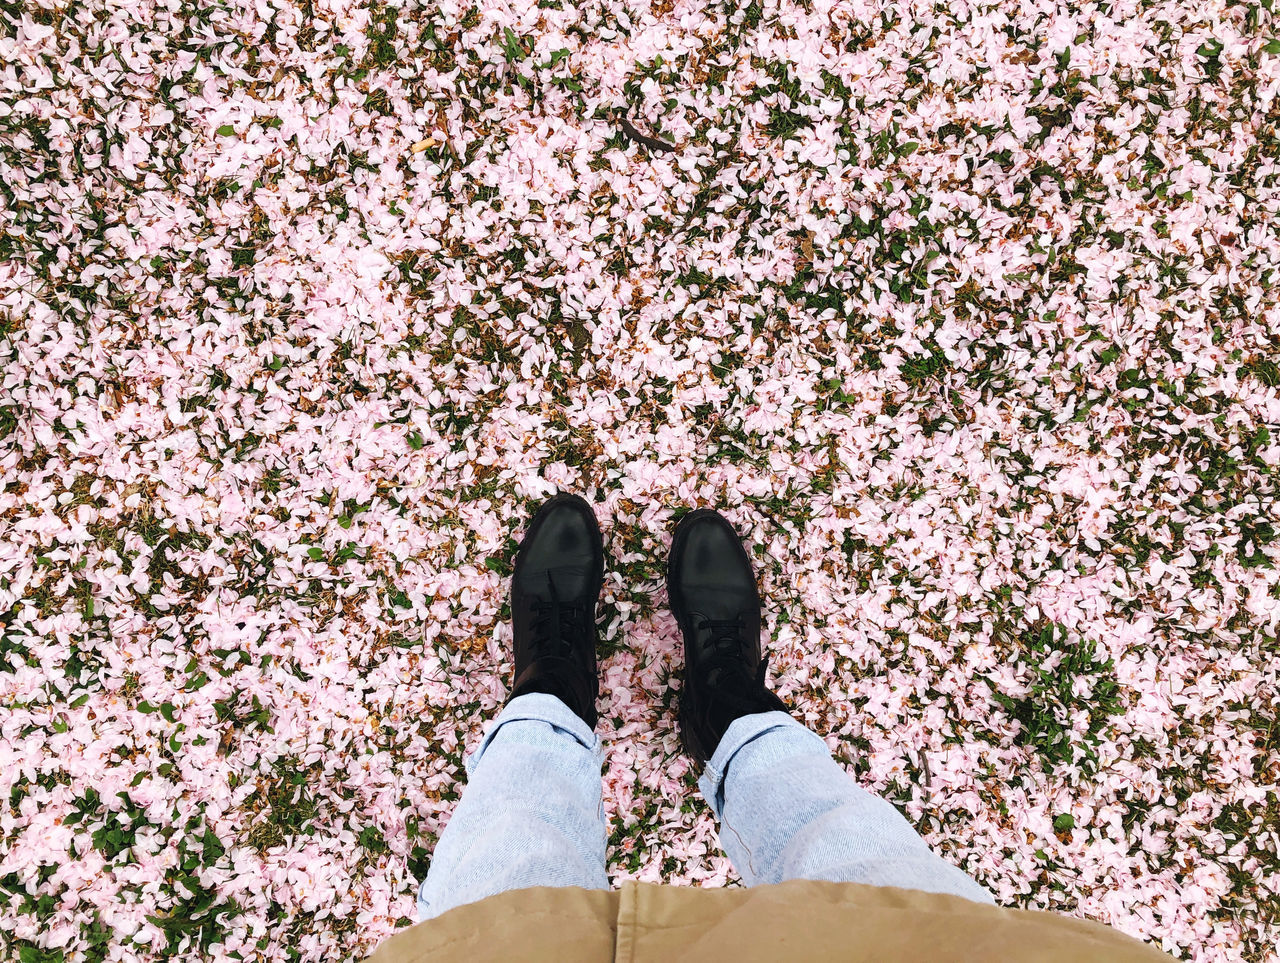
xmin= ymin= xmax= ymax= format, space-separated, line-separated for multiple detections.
xmin=508 ymin=492 xmax=604 ymax=728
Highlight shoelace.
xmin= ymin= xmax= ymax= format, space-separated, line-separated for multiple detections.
xmin=695 ymin=616 xmax=775 ymax=712
xmin=529 ymin=572 xmax=588 ymax=658
xmin=699 ymin=617 xmax=748 ymax=658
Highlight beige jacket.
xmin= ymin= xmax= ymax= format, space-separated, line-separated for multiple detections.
xmin=368 ymin=879 xmax=1170 ymax=961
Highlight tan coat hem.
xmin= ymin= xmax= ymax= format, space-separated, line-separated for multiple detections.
xmin=367 ymin=879 xmax=1171 ymax=962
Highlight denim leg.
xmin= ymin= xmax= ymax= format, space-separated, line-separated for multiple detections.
xmin=698 ymin=711 xmax=994 ymax=904
xmin=417 ymin=693 xmax=608 ymax=920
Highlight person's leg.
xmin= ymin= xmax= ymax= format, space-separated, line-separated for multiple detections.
xmin=416 ymin=692 xmax=608 ymax=920
xmin=698 ymin=710 xmax=994 ymax=903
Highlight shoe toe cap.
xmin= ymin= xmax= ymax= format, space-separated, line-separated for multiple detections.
xmin=515 ymin=497 xmax=602 ymax=594
xmin=672 ymin=513 xmax=756 ymax=603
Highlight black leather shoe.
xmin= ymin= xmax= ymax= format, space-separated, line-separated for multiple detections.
xmin=666 ymin=509 xmax=788 ymax=764
xmin=509 ymin=493 xmax=604 ymax=728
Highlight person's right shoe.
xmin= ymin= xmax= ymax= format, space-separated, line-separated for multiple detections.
xmin=666 ymin=509 xmax=789 ymax=765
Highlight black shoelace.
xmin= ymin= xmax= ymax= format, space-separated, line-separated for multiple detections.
xmin=700 ymin=617 xmax=748 ymax=657
xmin=529 ymin=572 xmax=588 ymax=658
xmin=695 ymin=616 xmax=775 ymax=712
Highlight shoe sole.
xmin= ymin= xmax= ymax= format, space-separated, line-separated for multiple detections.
xmin=665 ymin=508 xmax=759 ymax=763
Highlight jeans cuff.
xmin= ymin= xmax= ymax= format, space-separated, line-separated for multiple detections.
xmin=697 ymin=710 xmax=821 ymax=819
xmin=465 ymin=692 xmax=601 ymax=776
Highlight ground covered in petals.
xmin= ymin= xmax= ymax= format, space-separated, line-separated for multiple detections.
xmin=2 ymin=0 xmax=1279 ymax=959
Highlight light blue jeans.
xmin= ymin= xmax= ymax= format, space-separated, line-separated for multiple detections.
xmin=417 ymin=693 xmax=992 ymax=919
